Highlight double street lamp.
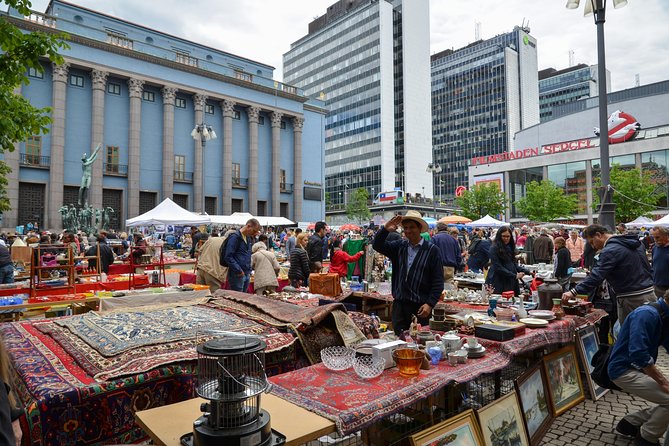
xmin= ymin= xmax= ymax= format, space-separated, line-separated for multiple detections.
xmin=566 ymin=0 xmax=627 ymax=230
xmin=426 ymin=162 xmax=442 ymax=217
xmin=191 ymin=123 xmax=217 ymax=214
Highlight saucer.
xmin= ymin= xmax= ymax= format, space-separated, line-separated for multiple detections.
xmin=519 ymin=318 xmax=549 ymax=328
xmin=465 ymin=345 xmax=484 ymax=352
xmin=462 ymin=346 xmax=486 ymax=358
xmin=528 ymin=310 xmax=555 ymax=320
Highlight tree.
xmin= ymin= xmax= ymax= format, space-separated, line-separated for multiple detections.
xmin=346 ymin=188 xmax=371 ymax=225
xmin=0 ymin=0 xmax=69 ymax=211
xmin=455 ymin=182 xmax=507 ymax=220
xmin=594 ymin=164 xmax=660 ymax=224
xmin=515 ymin=180 xmax=577 ymax=222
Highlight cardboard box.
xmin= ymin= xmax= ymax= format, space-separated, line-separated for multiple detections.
xmin=372 ymin=340 xmax=407 ymax=369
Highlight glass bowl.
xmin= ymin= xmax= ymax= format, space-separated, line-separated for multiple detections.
xmin=392 ymin=348 xmax=424 ymax=377
xmin=353 ymin=355 xmax=385 ymax=379
xmin=320 ymin=346 xmax=355 ymax=371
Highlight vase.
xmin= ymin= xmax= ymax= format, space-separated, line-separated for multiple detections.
xmin=551 ymin=298 xmax=565 ymax=320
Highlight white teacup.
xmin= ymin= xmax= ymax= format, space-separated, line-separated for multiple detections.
xmin=466 ymin=337 xmax=479 ymax=349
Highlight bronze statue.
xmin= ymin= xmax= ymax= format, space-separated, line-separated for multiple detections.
xmin=78 ymin=143 xmax=101 ymax=207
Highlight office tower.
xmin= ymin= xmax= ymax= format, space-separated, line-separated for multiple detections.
xmin=539 ymin=64 xmax=611 ymax=121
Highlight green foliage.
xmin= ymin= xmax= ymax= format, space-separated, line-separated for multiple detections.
xmin=455 ymin=182 xmax=508 ymax=220
xmin=346 ymin=188 xmax=371 ymax=225
xmin=324 ymin=191 xmax=332 ymax=207
xmin=594 ymin=164 xmax=660 ymax=224
xmin=515 ymin=180 xmax=577 ymax=222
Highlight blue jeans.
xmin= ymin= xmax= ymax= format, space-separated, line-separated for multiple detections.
xmin=0 ymin=264 xmax=14 ymax=284
xmin=228 ymin=272 xmax=250 ymax=293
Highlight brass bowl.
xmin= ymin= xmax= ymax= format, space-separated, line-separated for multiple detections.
xmin=392 ymin=348 xmax=424 ymax=377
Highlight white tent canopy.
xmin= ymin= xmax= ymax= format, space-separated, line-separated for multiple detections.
xmin=468 ymin=215 xmax=507 ymax=228
xmin=650 ymin=214 xmax=669 ymax=226
xmin=125 ymin=198 xmax=211 ymax=227
xmin=625 ymin=216 xmax=656 ymax=228
xmin=209 ymin=212 xmax=295 ymax=227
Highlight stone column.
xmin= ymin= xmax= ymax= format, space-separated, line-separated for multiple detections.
xmin=193 ymin=94 xmax=207 ymax=213
xmin=48 ymin=62 xmax=69 ymax=230
xmin=292 ymin=117 xmax=304 ymax=223
xmin=247 ymin=106 xmax=260 ymax=215
xmin=127 ymin=78 xmax=144 ymax=219
xmin=270 ymin=111 xmax=283 ymax=217
xmin=5 ymin=86 xmax=21 ymax=228
xmin=221 ymin=99 xmax=236 ymax=215
xmin=90 ymin=69 xmax=108 ymax=210
xmin=161 ymin=87 xmax=177 ymax=201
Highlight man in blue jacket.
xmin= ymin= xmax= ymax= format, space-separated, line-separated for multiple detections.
xmin=467 ymin=228 xmax=491 ymax=273
xmin=432 ymin=222 xmax=461 ymax=283
xmin=224 ymin=218 xmax=261 ymax=292
xmin=609 ymin=298 xmax=669 ymax=446
xmin=563 ymin=224 xmax=655 ymax=324
xmin=373 ymin=211 xmax=443 ymax=335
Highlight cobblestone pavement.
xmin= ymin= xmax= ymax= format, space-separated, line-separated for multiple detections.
xmin=541 ymin=350 xmax=669 ymax=446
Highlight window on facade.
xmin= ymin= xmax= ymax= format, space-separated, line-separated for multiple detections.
xmin=205 ymin=104 xmax=214 ymax=114
xmin=174 ymin=155 xmax=186 ymax=180
xmin=176 ymin=52 xmax=198 ymax=67
xmin=175 ymin=97 xmax=186 ymax=108
xmin=234 ymin=70 xmax=252 ymax=82
xmin=233 ymin=110 xmax=240 ymax=120
xmin=232 ymin=163 xmax=241 ymax=185
xmin=69 ymin=74 xmax=84 ymax=87
xmin=280 ymin=169 xmax=286 ymax=190
xmin=28 ymin=67 xmax=43 ymax=79
xmin=280 ymin=121 xmax=286 ymax=129
xmin=105 ymin=146 xmax=120 ymax=173
xmin=258 ymin=116 xmax=265 ymax=125
xmin=142 ymin=91 xmax=155 ymax=102
xmin=25 ymin=136 xmax=41 ymax=164
xmin=107 ymin=33 xmax=133 ymax=49
xmin=107 ymin=83 xmax=121 ymax=95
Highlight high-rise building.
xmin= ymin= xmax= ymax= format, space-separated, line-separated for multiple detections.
xmin=431 ymin=26 xmax=539 ymax=203
xmin=283 ymin=0 xmax=432 ymax=207
xmin=539 ymin=64 xmax=611 ymax=121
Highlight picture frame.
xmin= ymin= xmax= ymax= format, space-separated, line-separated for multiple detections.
xmin=476 ymin=391 xmax=530 ymax=446
xmin=543 ymin=345 xmax=585 ymax=416
xmin=410 ymin=409 xmax=484 ymax=446
xmin=514 ymin=363 xmax=554 ymax=446
xmin=576 ymin=325 xmax=609 ymax=400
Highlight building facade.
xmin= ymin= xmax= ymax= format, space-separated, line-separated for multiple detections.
xmin=4 ymin=0 xmax=326 ymax=231
xmin=539 ymin=64 xmax=610 ymax=122
xmin=431 ymin=26 xmax=539 ymax=204
xmin=468 ymin=81 xmax=669 ymax=222
xmin=283 ymin=0 xmax=432 ymax=208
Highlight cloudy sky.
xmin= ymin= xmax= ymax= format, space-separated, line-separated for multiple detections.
xmin=26 ymin=0 xmax=669 ymax=92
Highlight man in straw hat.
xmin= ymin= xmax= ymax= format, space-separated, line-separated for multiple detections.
xmin=373 ymin=211 xmax=443 ymax=335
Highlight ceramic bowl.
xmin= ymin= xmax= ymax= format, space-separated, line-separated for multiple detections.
xmin=353 ymin=355 xmax=385 ymax=379
xmin=320 ymin=346 xmax=355 ymax=371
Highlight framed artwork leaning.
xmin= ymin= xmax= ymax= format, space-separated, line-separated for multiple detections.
xmin=476 ymin=391 xmax=530 ymax=446
xmin=576 ymin=325 xmax=609 ymax=400
xmin=543 ymin=345 xmax=585 ymax=416
xmin=410 ymin=409 xmax=484 ymax=446
xmin=514 ymin=363 xmax=554 ymax=446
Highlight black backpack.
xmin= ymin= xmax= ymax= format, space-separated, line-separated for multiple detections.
xmin=218 ymin=233 xmax=238 ymax=267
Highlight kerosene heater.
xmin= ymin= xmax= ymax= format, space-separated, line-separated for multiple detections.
xmin=180 ymin=335 xmax=285 ymax=446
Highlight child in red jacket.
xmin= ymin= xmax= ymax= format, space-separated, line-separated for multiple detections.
xmin=329 ymin=239 xmax=364 ymax=278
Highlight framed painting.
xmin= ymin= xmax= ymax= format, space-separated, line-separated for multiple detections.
xmin=576 ymin=325 xmax=609 ymax=400
xmin=410 ymin=409 xmax=484 ymax=446
xmin=543 ymin=345 xmax=585 ymax=416
xmin=514 ymin=363 xmax=554 ymax=446
xmin=476 ymin=391 xmax=530 ymax=446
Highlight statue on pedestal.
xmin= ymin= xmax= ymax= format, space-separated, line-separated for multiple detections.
xmin=78 ymin=143 xmax=101 ymax=207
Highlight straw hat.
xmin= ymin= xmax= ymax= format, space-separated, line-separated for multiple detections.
xmin=401 ymin=210 xmax=428 ymax=232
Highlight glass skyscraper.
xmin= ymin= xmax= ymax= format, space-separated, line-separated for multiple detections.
xmin=539 ymin=64 xmax=610 ymax=122
xmin=431 ymin=27 xmax=539 ymax=203
xmin=283 ymin=0 xmax=431 ymax=207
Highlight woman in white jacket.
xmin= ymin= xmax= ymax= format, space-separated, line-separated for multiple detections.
xmin=251 ymin=241 xmax=280 ymax=295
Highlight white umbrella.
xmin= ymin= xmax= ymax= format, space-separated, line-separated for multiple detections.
xmin=468 ymin=215 xmax=507 ymax=228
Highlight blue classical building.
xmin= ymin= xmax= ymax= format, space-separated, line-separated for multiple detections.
xmin=3 ymin=0 xmax=326 ymax=230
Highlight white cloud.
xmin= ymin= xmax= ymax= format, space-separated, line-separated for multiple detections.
xmin=28 ymin=0 xmax=669 ymax=91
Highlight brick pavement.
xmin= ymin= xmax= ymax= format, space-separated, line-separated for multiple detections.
xmin=541 ymin=350 xmax=669 ymax=446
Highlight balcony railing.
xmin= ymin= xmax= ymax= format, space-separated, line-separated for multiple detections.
xmin=19 ymin=153 xmax=50 ymax=168
xmin=232 ymin=177 xmax=248 ymax=188
xmin=103 ymin=163 xmax=128 ymax=176
xmin=280 ymin=183 xmax=293 ymax=193
xmin=174 ymin=170 xmax=193 ymax=183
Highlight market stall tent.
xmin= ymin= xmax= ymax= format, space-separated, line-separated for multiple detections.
xmin=209 ymin=213 xmax=295 ymax=226
xmin=625 ymin=215 xmax=656 ymax=228
xmin=468 ymin=215 xmax=507 ymax=228
xmin=125 ymin=198 xmax=211 ymax=227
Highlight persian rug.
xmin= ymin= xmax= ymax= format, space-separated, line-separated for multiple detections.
xmin=50 ymin=305 xmax=258 ymax=356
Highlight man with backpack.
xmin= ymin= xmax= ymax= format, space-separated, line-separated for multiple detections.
xmin=221 ymin=219 xmax=261 ymax=292
xmin=608 ymin=296 xmax=669 ymax=446
xmin=196 ymin=234 xmax=228 ymax=293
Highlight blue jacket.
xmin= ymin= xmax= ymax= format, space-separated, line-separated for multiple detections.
xmin=652 ymin=244 xmax=669 ymax=287
xmin=609 ymin=299 xmax=669 ymax=380
xmin=431 ymin=231 xmax=461 ymax=268
xmin=467 ymin=237 xmax=491 ymax=272
xmin=573 ymin=235 xmax=653 ymax=297
xmin=373 ymin=227 xmax=443 ymax=307
xmin=223 ymin=230 xmax=254 ymax=275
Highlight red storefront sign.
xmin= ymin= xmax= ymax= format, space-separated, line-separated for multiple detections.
xmin=470 ymin=138 xmax=594 ymax=166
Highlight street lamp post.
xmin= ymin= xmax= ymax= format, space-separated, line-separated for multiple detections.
xmin=566 ymin=0 xmax=627 ymax=231
xmin=426 ymin=162 xmax=442 ymax=218
xmin=191 ymin=123 xmax=217 ymax=214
